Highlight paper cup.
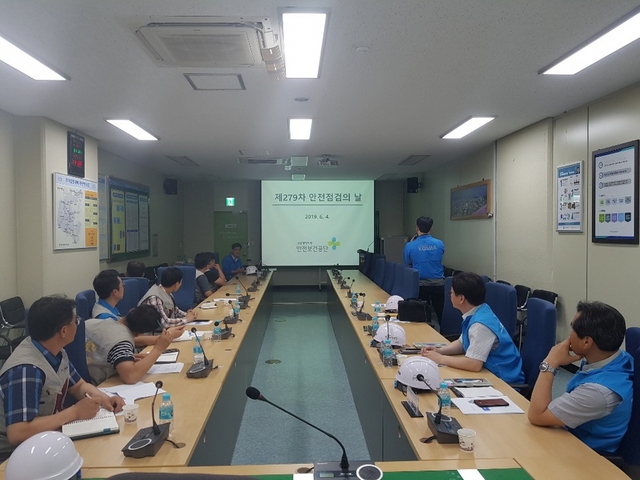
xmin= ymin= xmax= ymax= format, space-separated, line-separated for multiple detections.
xmin=457 ymin=428 xmax=476 ymax=452
xmin=123 ymin=403 xmax=139 ymax=423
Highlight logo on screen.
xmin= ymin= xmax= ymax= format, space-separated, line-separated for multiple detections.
xmin=328 ymin=237 xmax=341 ymax=250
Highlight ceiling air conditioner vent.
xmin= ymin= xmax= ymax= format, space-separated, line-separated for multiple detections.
xmin=136 ymin=17 xmax=271 ymax=67
xmin=237 ymin=157 xmax=287 ymax=165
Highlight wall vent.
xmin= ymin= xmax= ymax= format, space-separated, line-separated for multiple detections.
xmin=236 ymin=157 xmax=287 ymax=165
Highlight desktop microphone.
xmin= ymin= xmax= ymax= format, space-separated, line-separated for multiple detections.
xmin=122 ymin=380 xmax=170 ymax=457
xmin=234 ymin=276 xmax=252 ymax=305
xmin=355 ymin=293 xmax=372 ymax=321
xmin=346 ymin=279 xmax=356 ymax=297
xmin=187 ymin=327 xmax=214 ymax=378
xmin=214 ymin=320 xmax=233 ymax=339
xmin=245 ymin=386 xmax=370 ymax=479
xmin=223 ymin=299 xmax=241 ymax=324
xmin=225 ymin=291 xmax=248 ymax=309
xmin=416 ymin=374 xmax=461 ymax=443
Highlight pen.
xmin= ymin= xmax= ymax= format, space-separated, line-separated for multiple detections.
xmin=84 ymin=392 xmax=92 ymax=399
xmin=157 ymin=320 xmax=165 ymax=331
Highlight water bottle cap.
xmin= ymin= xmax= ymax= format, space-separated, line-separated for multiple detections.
xmin=440 ymin=381 xmax=447 ymax=388
xmin=162 ymin=393 xmax=170 ymax=400
xmin=384 ymin=338 xmax=391 ymax=344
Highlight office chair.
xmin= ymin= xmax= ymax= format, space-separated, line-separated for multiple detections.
xmin=371 ymin=256 xmax=386 ymax=288
xmin=117 ymin=277 xmax=147 ymax=317
xmin=509 ymin=297 xmax=556 ymax=399
xmin=0 ymin=296 xmax=27 ymax=361
xmin=361 ymin=251 xmax=373 ymax=277
xmin=143 ymin=266 xmax=157 ymax=286
xmin=484 ymin=281 xmax=518 ymax=338
xmin=439 ymin=276 xmax=462 ymax=340
xmin=512 ymin=284 xmax=532 ymax=349
xmin=626 ymin=327 xmax=640 ymax=354
xmin=366 ymin=254 xmax=385 ymax=280
xmin=530 ymin=289 xmax=558 ymax=306
xmin=63 ymin=315 xmax=91 ymax=384
xmin=496 ymin=279 xmax=511 ymax=285
xmin=381 ymin=260 xmax=396 ymax=294
xmin=391 ymin=262 xmax=406 ymax=297
xmin=399 ymin=266 xmax=419 ymax=300
xmin=75 ymin=289 xmax=97 ymax=322
xmin=480 ymin=275 xmax=492 ymax=283
xmin=157 ymin=265 xmax=197 ymax=311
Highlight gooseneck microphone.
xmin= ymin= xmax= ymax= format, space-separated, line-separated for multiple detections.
xmin=187 ymin=327 xmax=214 ymax=378
xmin=122 ymin=380 xmax=170 ymax=457
xmin=346 ymin=279 xmax=356 ymax=297
xmin=416 ymin=374 xmax=462 ymax=444
xmin=246 ymin=386 xmax=360 ymax=473
xmin=416 ymin=374 xmax=442 ymax=423
xmin=234 ymin=276 xmax=251 ymax=304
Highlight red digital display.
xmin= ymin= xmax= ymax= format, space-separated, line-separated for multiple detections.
xmin=67 ymin=132 xmax=85 ymax=177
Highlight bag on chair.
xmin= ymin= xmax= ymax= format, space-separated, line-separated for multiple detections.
xmin=397 ymin=298 xmax=429 ymax=322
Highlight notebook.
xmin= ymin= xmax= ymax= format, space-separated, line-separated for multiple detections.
xmin=62 ymin=408 xmax=120 ymax=440
xmin=155 ymin=349 xmax=180 ymax=364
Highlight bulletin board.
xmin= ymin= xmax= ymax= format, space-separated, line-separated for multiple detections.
xmin=107 ymin=176 xmax=151 ymax=261
xmin=53 ymin=173 xmax=98 ymax=250
xmin=556 ymin=161 xmax=583 ymax=232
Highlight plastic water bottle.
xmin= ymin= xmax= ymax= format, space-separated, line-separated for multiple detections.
xmin=213 ymin=323 xmax=222 ymax=343
xmin=351 ymin=292 xmax=358 ymax=308
xmin=371 ymin=316 xmax=379 ymax=336
xmin=193 ymin=343 xmax=204 ymax=365
xmin=233 ymin=300 xmax=241 ymax=317
xmin=438 ymin=381 xmax=451 ymax=417
xmin=383 ymin=338 xmax=394 ymax=367
xmin=374 ymin=302 xmax=381 ymax=315
xmin=236 ymin=283 xmax=242 ymax=295
xmin=159 ymin=393 xmax=174 ymax=434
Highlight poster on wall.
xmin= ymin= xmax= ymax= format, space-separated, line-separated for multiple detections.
xmin=450 ymin=179 xmax=492 ymax=220
xmin=592 ymin=140 xmax=639 ymax=245
xmin=108 ymin=176 xmax=151 ymax=261
xmin=556 ymin=161 xmax=583 ymax=232
xmin=53 ymin=173 xmax=98 ymax=250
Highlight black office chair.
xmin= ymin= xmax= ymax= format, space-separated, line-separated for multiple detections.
xmin=512 ymin=284 xmax=532 ymax=349
xmin=0 ymin=296 xmax=28 ymax=362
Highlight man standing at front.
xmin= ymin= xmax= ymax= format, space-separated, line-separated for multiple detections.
xmin=403 ymin=216 xmax=445 ymax=322
xmin=528 ymin=301 xmax=633 ymax=453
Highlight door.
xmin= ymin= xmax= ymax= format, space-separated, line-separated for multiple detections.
xmin=214 ymin=211 xmax=249 ymax=265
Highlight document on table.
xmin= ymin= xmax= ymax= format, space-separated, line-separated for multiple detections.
xmin=62 ymin=407 xmax=119 ymax=439
xmin=173 ymin=330 xmax=205 ymax=342
xmin=98 ymin=381 xmax=165 ymax=405
xmin=198 ymin=303 xmax=218 ymax=310
xmin=146 ymin=362 xmax=184 ymax=375
xmin=451 ymin=386 xmax=504 ymax=398
xmin=186 ymin=319 xmax=213 ymax=325
xmin=452 ymin=396 xmax=524 ymax=414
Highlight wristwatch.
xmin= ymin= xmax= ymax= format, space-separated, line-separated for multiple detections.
xmin=539 ymin=361 xmax=558 ymax=376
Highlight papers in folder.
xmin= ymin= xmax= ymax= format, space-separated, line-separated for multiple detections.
xmin=451 ymin=396 xmax=524 ymax=414
xmin=98 ymin=381 xmax=165 ymax=405
xmin=62 ymin=408 xmax=119 ymax=439
xmin=173 ymin=330 xmax=205 ymax=342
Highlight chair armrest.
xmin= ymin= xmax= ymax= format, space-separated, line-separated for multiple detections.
xmin=508 ymin=383 xmax=532 ymax=400
xmin=597 ymin=450 xmax=624 ymax=468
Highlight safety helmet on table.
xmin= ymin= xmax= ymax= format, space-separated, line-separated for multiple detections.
xmin=385 ymin=295 xmax=403 ymax=312
xmin=6 ymin=431 xmax=83 ymax=480
xmin=373 ymin=322 xmax=406 ymax=347
xmin=245 ymin=265 xmax=258 ymax=275
xmin=395 ymin=356 xmax=440 ymax=391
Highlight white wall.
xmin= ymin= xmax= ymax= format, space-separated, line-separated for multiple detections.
xmin=0 ymin=109 xmax=17 ymax=298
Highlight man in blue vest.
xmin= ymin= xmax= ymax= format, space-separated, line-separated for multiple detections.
xmin=528 ymin=301 xmax=633 ymax=453
xmin=421 ymin=272 xmax=524 ymax=384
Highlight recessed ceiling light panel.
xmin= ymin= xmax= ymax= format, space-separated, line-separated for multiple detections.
xmin=106 ymin=119 xmax=158 ymax=141
xmin=441 ymin=117 xmax=495 ymax=139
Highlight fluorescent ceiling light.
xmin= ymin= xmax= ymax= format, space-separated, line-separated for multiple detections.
xmin=541 ymin=9 xmax=640 ymax=75
xmin=289 ymin=119 xmax=312 ymax=140
xmin=0 ymin=35 xmax=65 ymax=80
xmin=282 ymin=11 xmax=328 ymax=78
xmin=106 ymin=119 xmax=158 ymax=141
xmin=442 ymin=117 xmax=495 ymax=139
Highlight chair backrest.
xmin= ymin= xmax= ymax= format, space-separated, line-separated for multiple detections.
xmin=63 ymin=315 xmax=91 ymax=383
xmin=485 ymin=281 xmax=518 ymax=337
xmin=381 ymin=261 xmax=396 ymax=294
xmin=496 ymin=280 xmax=511 ymax=286
xmin=366 ymin=254 xmax=385 ymax=280
xmin=372 ymin=257 xmax=386 ymax=288
xmin=514 ymin=284 xmax=532 ymax=310
xmin=117 ymin=277 xmax=148 ymax=317
xmin=619 ymin=344 xmax=640 ymax=466
xmin=143 ymin=266 xmax=157 ymax=286
xmin=75 ymin=289 xmax=97 ymax=322
xmin=0 ymin=296 xmax=26 ymax=328
xmin=480 ymin=275 xmax=491 ymax=283
xmin=157 ymin=265 xmax=197 ymax=311
xmin=398 ymin=267 xmax=419 ymax=299
xmin=530 ymin=289 xmax=558 ymax=306
xmin=520 ymin=297 xmax=557 ymax=387
xmin=440 ymin=276 xmax=463 ymax=337
xmin=625 ymin=327 xmax=640 ymax=354
xmin=391 ymin=262 xmax=406 ymax=296
xmin=361 ymin=252 xmax=374 ymax=277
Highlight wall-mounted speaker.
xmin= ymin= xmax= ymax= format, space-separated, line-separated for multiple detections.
xmin=163 ymin=178 xmax=178 ymax=195
xmin=407 ymin=177 xmax=420 ymax=193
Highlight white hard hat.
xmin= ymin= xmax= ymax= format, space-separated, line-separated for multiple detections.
xmin=395 ymin=356 xmax=440 ymax=391
xmin=6 ymin=431 xmax=83 ymax=480
xmin=373 ymin=322 xmax=406 ymax=347
xmin=245 ymin=265 xmax=258 ymax=275
xmin=385 ymin=295 xmax=403 ymax=312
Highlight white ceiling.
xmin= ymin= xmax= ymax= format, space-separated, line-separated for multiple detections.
xmin=2 ymin=0 xmax=640 ymax=182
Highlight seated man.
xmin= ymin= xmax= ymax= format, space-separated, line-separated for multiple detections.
xmin=528 ymin=301 xmax=633 ymax=453
xmin=126 ymin=260 xmax=146 ymax=278
xmin=421 ymin=272 xmax=524 ymax=384
xmin=195 ymin=252 xmax=226 ymax=303
xmin=91 ymin=269 xmax=124 ymax=321
xmin=222 ymin=243 xmax=245 ymax=281
xmin=85 ymin=305 xmax=183 ymax=385
xmin=138 ymin=267 xmax=197 ymax=328
xmin=404 ymin=215 xmax=445 ymax=323
xmin=0 ymin=296 xmax=124 ymax=460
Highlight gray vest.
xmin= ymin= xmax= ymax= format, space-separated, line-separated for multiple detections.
xmin=139 ymin=284 xmax=177 ymax=318
xmin=0 ymin=338 xmax=71 ymax=454
xmin=85 ymin=319 xmax=134 ymax=385
xmin=92 ymin=300 xmax=120 ymax=320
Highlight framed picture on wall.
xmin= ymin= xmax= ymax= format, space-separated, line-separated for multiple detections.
xmin=592 ymin=140 xmax=639 ymax=244
xmin=557 ymin=161 xmax=583 ymax=232
xmin=450 ymin=179 xmax=492 ymax=220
